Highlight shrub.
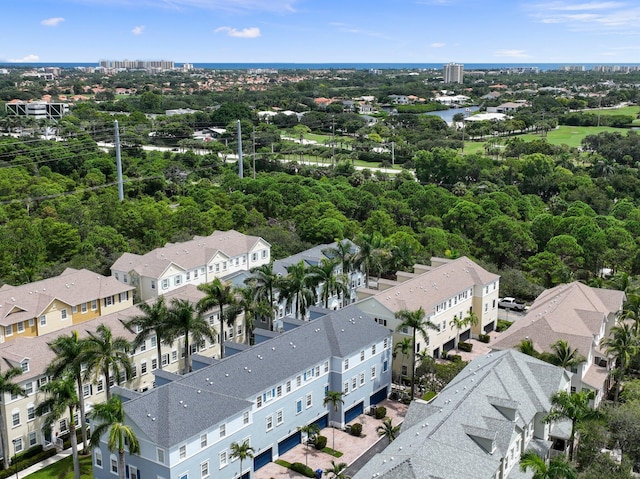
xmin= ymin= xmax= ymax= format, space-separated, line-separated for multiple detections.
xmin=449 ymin=354 xmax=462 ymax=363
xmin=496 ymin=320 xmax=514 ymax=332
xmin=350 ymin=423 xmax=362 ymax=437
xmin=314 ymin=435 xmax=327 ymax=450
xmin=1 ymin=448 xmax=58 ymax=477
xmin=458 ymin=342 xmax=473 ymax=352
xmin=374 ymin=406 xmax=387 ymax=419
xmin=478 ymin=334 xmax=491 ymax=343
xmin=290 ymin=462 xmax=316 ymax=478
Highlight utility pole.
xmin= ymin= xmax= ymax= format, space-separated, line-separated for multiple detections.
xmin=252 ymin=126 xmax=256 ymax=180
xmin=237 ymin=120 xmax=243 ymax=178
xmin=331 ymin=115 xmax=336 ymax=167
xmin=391 ymin=141 xmax=395 ymax=167
xmin=114 ymin=120 xmax=124 ymax=201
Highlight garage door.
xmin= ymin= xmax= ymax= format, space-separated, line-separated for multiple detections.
xmin=344 ymin=402 xmax=364 ymax=423
xmin=370 ymin=387 xmax=388 ymax=406
xmin=312 ymin=414 xmax=328 ymax=430
xmin=253 ymin=448 xmax=272 ymax=471
xmin=278 ymin=431 xmax=301 ymax=456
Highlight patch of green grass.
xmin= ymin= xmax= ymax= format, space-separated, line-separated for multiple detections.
xmin=422 ymin=391 xmax=437 ymax=401
xmin=586 ymin=105 xmax=639 ymax=117
xmin=520 ymin=125 xmax=624 ymax=148
xmin=275 ymin=459 xmax=291 ymax=468
xmin=25 ymin=454 xmax=93 ymax=479
xmin=322 ymin=447 xmax=344 ymax=458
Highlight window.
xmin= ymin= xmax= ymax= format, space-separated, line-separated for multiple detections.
xmin=27 ymin=406 xmax=35 ymax=421
xmin=28 ymin=318 xmax=35 ymax=327
xmin=96 ymin=379 xmax=104 ymax=393
xmin=91 ymin=300 xmax=98 ymax=310
xmin=219 ymin=451 xmax=228 ymax=468
xmin=61 ymin=308 xmax=68 ymax=320
xmin=256 ymin=395 xmax=262 ymax=408
xmin=223 ymin=261 xmax=227 ymax=271
xmin=171 ymin=350 xmax=178 ymax=363
xmin=243 ymin=411 xmax=249 ymax=425
xmin=200 ymin=434 xmax=207 ymax=448
xmin=186 ymin=271 xmax=191 ymax=281
xmin=305 ymin=393 xmax=312 ymax=408
xmin=13 ymin=438 xmax=23 ymax=454
xmin=383 ymin=360 xmax=389 ymax=373
xmin=156 ymin=448 xmax=165 ymax=464
xmin=72 ymin=305 xmax=78 ymax=314
xmin=151 ymin=280 xmax=156 ymax=290
xmin=384 ymin=338 xmax=389 ymax=349
xmin=83 ymin=384 xmax=92 ymax=397
xmin=371 ymin=366 xmax=377 ymax=379
xmin=5 ymin=325 xmax=13 ymax=336
xmin=179 ymin=445 xmax=186 ymax=460
xmin=344 ymin=359 xmax=349 ymax=370
xmin=174 ymin=275 xmax=182 ymax=286
xmin=151 ymin=358 xmax=158 ymax=370
xmin=276 ymin=409 xmax=283 ymax=425
xmin=140 ymin=361 xmax=147 ymax=375
xmin=119 ymin=292 xmax=129 ymax=302
xmin=252 ymin=253 xmax=257 ymax=261
xmin=111 ymin=456 xmax=118 ymax=474
xmin=276 ymin=385 xmax=282 ymax=397
xmin=371 ymin=344 xmax=376 ymax=355
xmin=12 ymin=411 xmax=20 ymax=427
xmin=286 ymin=381 xmax=291 ymax=393
xmin=344 ymin=382 xmax=349 ymax=394
xmin=21 ymin=360 xmax=29 ymax=373
xmin=161 ymin=279 xmax=169 ymax=290
xmin=81 ymin=302 xmax=88 ymax=313
xmin=360 ymin=350 xmax=365 ymax=361
xmin=296 ymin=375 xmax=301 ymax=387
xmin=401 ymin=365 xmax=408 ymax=376
xmin=28 ymin=431 xmax=37 ymax=447
xmin=104 ymin=296 xmax=114 ymax=307
xmin=17 ymin=322 xmax=24 ymax=333
xmin=296 ymin=399 xmax=303 ymax=414
xmin=200 ymin=461 xmax=209 ymax=479
xmin=162 ymin=353 xmax=169 ymax=367
xmin=352 ymin=377 xmax=357 ymax=390
xmin=219 ymin=424 xmax=226 ymax=438
xmin=266 ymin=415 xmax=273 ymax=431
xmin=25 ymin=382 xmax=33 ymax=395
xmin=324 ymin=361 xmax=329 ymax=373
xmin=262 ymin=250 xmax=268 ymax=258
xmin=360 ymin=372 xmax=365 ymax=386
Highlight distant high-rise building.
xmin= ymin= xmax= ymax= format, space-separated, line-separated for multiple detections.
xmin=443 ymin=62 xmax=464 ymax=84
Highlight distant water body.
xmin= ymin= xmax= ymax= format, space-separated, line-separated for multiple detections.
xmin=2 ymin=62 xmax=640 ymax=71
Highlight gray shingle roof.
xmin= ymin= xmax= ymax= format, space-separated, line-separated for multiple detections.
xmin=272 ymin=240 xmax=356 ymax=276
xmin=352 ymin=350 xmax=570 ymax=479
xmin=124 ymin=304 xmax=390 ymax=447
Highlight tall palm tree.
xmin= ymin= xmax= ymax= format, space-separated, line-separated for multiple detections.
xmin=167 ymin=298 xmax=217 ymax=373
xmin=519 ymin=450 xmax=577 ymax=479
xmin=376 ymin=418 xmax=401 ymax=444
xmin=353 ymin=232 xmax=389 ymax=288
xmin=544 ymin=389 xmax=598 ymax=461
xmin=549 ymin=339 xmax=584 ymax=369
xmin=47 ymin=331 xmax=90 ymax=454
xmin=89 ymin=396 xmax=140 ymax=479
xmin=197 ymin=278 xmax=237 ymax=359
xmin=322 ymin=240 xmax=355 ymax=278
xmin=280 ymin=260 xmax=316 ymax=320
xmin=82 ymin=324 xmax=132 ymax=400
xmin=600 ymin=322 xmax=638 ymax=401
xmin=233 ymin=284 xmax=272 ymax=345
xmin=449 ymin=315 xmax=466 ymax=352
xmin=229 ymin=439 xmax=254 ymax=478
xmin=517 ymin=338 xmax=539 ymax=358
xmin=124 ymin=296 xmax=170 ymax=371
xmin=323 ymin=390 xmax=345 ymax=452
xmin=308 ymin=258 xmax=349 ymax=309
xmin=298 ymin=423 xmax=320 ymax=466
xmin=325 ymin=460 xmax=350 ymax=479
xmin=0 ymin=368 xmax=26 ymax=469
xmin=395 ymin=307 xmax=438 ymax=400
xmin=247 ymin=263 xmax=278 ymax=331
xmin=393 ymin=337 xmax=413 ymax=380
xmin=35 ymin=374 xmax=81 ymax=479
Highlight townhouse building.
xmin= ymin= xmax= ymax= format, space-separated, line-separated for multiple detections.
xmin=0 ymin=284 xmax=245 ymax=461
xmin=491 ymin=281 xmax=625 ymax=406
xmin=111 ymin=230 xmax=271 ymax=301
xmin=356 ymin=256 xmax=499 ymax=378
xmin=353 ymin=349 xmax=573 ymax=479
xmin=91 ymin=306 xmax=393 ymax=479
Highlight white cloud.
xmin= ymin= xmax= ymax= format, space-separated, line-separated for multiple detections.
xmin=329 ymin=22 xmax=392 ymax=40
xmin=70 ymin=0 xmax=296 ymax=13
xmin=41 ymin=17 xmax=64 ymax=26
xmin=8 ymin=54 xmax=40 ymax=63
xmin=494 ymin=49 xmax=531 ymax=59
xmin=132 ymin=25 xmax=145 ymax=35
xmin=526 ymin=1 xmax=640 ymax=33
xmin=215 ymin=26 xmax=261 ymax=38
xmin=431 ymin=42 xmax=446 ymax=48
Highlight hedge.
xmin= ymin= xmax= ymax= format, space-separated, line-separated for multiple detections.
xmin=374 ymin=406 xmax=387 ymax=419
xmin=314 ymin=435 xmax=327 ymax=450
xmin=458 ymin=342 xmax=473 ymax=352
xmin=478 ymin=334 xmax=491 ymax=343
xmin=290 ymin=462 xmax=316 ymax=478
xmin=350 ymin=423 xmax=362 ymax=437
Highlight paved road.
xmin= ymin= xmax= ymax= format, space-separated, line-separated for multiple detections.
xmin=344 ymin=436 xmax=389 ymax=477
xmin=497 ymin=308 xmax=527 ymax=322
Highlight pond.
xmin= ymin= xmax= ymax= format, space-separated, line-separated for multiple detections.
xmin=424 ymin=106 xmax=480 ymax=125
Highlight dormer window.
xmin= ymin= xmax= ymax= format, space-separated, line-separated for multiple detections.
xmin=21 ymin=360 xmax=29 ymax=373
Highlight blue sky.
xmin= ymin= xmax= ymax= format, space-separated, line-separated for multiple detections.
xmin=2 ymin=0 xmax=640 ymax=64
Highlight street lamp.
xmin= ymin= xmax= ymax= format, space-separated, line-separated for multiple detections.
xmin=11 ymin=439 xmax=19 ymax=479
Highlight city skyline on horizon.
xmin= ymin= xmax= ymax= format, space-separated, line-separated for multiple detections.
xmin=2 ymin=0 xmax=640 ymax=64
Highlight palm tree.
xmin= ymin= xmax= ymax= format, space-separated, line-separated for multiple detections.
xmin=197 ymin=278 xmax=237 ymax=359
xmin=323 ymin=390 xmax=345 ymax=452
xmin=353 ymin=232 xmax=388 ymax=288
xmin=47 ymin=331 xmax=90 ymax=454
xmin=298 ymin=423 xmax=320 ymax=466
xmin=395 ymin=307 xmax=439 ymax=400
xmin=167 ymin=298 xmax=217 ymax=373
xmin=519 ymin=450 xmax=577 ymax=479
xmin=308 ymin=258 xmax=349 ymax=309
xmin=234 ymin=284 xmax=272 ymax=345
xmin=280 ymin=260 xmax=316 ymax=320
xmin=247 ymin=263 xmax=278 ymax=331
xmin=325 ymin=460 xmax=350 ymax=479
xmin=393 ymin=337 xmax=413 ymax=381
xmin=322 ymin=240 xmax=355 ymax=279
xmin=376 ymin=418 xmax=400 ymax=444
xmin=230 ymin=439 xmax=254 ymax=478
xmin=124 ymin=296 xmax=170 ymax=371
xmin=0 ymin=368 xmax=26 ymax=469
xmin=544 ymin=389 xmax=598 ymax=461
xmin=35 ymin=374 xmax=81 ymax=479
xmin=89 ymin=396 xmax=140 ymax=479
xmin=517 ymin=338 xmax=539 ymax=358
xmin=600 ymin=322 xmax=638 ymax=401
xmin=82 ymin=324 xmax=132 ymax=400
xmin=549 ymin=339 xmax=584 ymax=369
xmin=449 ymin=315 xmax=466 ymax=352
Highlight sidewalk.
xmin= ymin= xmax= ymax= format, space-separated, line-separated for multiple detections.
xmin=13 ymin=447 xmax=75 ymax=479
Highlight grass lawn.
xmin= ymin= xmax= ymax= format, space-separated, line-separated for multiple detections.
xmin=586 ymin=105 xmax=640 ymax=117
xmin=519 ymin=125 xmax=624 ymax=148
xmin=24 ymin=454 xmax=93 ymax=479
